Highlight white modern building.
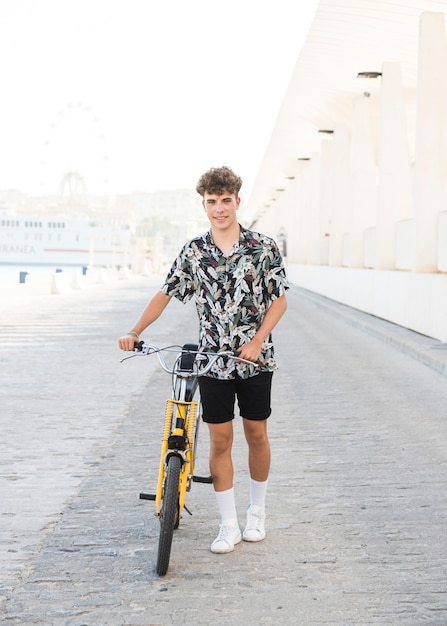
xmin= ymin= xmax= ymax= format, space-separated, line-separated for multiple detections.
xmin=247 ymin=0 xmax=447 ymax=343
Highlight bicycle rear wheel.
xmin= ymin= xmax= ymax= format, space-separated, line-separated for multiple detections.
xmin=156 ymin=454 xmax=181 ymax=576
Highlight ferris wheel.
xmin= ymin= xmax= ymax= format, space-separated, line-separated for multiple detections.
xmin=40 ymin=102 xmax=110 ymax=197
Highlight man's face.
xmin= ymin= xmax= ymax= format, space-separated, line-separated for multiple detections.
xmin=203 ymin=191 xmax=240 ymax=231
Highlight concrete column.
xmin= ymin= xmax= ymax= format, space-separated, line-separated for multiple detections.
xmin=376 ymin=62 xmax=413 ymax=270
xmin=414 ymin=12 xmax=447 ymax=272
xmin=319 ymin=139 xmax=333 ymax=265
xmin=285 ymin=178 xmax=300 ymax=264
xmin=349 ymin=94 xmax=377 ymax=268
xmin=308 ymin=153 xmax=321 ymax=265
xmin=295 ymin=160 xmax=312 ymax=264
xmin=271 ymin=191 xmax=289 ymax=258
xmin=329 ymin=124 xmax=350 ymax=267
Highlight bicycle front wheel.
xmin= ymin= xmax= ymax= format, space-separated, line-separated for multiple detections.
xmin=156 ymin=454 xmax=181 ymax=576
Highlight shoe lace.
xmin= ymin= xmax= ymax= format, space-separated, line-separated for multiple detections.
xmin=217 ymin=524 xmax=228 ymax=540
xmin=246 ymin=508 xmax=263 ymax=530
xmin=215 ymin=523 xmax=239 ymax=542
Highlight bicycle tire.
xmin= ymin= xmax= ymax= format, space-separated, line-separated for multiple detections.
xmin=156 ymin=454 xmax=181 ymax=576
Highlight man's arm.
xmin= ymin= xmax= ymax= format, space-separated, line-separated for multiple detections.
xmin=118 ymin=291 xmax=172 ymax=351
xmin=237 ymin=293 xmax=288 ymax=362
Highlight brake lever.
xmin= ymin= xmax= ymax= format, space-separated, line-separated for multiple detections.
xmin=119 ymin=340 xmax=147 ymax=362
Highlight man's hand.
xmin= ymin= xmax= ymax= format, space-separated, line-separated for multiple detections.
xmin=236 ymin=295 xmax=287 ymax=363
xmin=118 ymin=334 xmax=140 ymax=351
xmin=236 ymin=338 xmax=263 ymax=363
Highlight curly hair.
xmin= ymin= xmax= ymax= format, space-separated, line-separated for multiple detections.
xmin=196 ymin=166 xmax=242 ymax=197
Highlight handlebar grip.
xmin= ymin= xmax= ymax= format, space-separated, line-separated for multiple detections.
xmin=134 ymin=340 xmax=145 ymax=351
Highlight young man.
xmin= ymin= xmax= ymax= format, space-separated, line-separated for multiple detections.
xmin=118 ymin=166 xmax=288 ymax=553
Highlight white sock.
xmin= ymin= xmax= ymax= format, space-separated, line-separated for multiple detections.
xmin=250 ymin=478 xmax=268 ymax=509
xmin=215 ymin=487 xmax=238 ymax=526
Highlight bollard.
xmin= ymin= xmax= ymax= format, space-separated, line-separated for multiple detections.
xmin=19 ymin=271 xmax=29 ymax=284
xmin=97 ymin=268 xmax=111 ymax=284
xmin=70 ymin=271 xmax=85 ymax=290
xmin=50 ymin=272 xmax=72 ymax=295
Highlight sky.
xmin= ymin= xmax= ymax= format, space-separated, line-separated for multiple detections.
xmin=0 ymin=0 xmax=318 ymax=206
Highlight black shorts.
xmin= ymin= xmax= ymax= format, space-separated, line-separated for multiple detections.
xmin=198 ymin=372 xmax=273 ymax=424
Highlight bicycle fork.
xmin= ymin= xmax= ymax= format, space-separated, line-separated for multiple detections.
xmin=139 ymin=398 xmax=213 ymax=513
xmin=156 ymin=399 xmax=196 ymax=516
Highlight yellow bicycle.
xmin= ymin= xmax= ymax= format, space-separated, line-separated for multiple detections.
xmin=122 ymin=342 xmax=252 ymax=576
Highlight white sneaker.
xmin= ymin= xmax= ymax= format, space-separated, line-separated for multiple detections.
xmin=210 ymin=523 xmax=242 ymax=554
xmin=243 ymin=505 xmax=266 ymax=542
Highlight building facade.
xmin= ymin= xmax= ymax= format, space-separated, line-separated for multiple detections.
xmin=248 ymin=2 xmax=447 ymax=343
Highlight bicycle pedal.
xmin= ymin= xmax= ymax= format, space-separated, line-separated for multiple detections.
xmin=192 ymin=475 xmax=213 ymax=484
xmin=139 ymin=492 xmax=156 ymax=500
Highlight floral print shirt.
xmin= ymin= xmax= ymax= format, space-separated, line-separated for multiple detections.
xmin=161 ymin=226 xmax=289 ymax=379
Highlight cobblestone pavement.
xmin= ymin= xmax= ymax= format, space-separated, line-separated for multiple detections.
xmin=1 ymin=276 xmax=447 ymax=625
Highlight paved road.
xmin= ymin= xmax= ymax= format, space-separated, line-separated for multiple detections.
xmin=1 ymin=275 xmax=447 ymax=625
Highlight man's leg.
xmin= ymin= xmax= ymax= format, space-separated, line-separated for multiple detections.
xmin=208 ymin=421 xmax=241 ymax=553
xmin=242 ymin=418 xmax=270 ymax=482
xmin=208 ymin=421 xmax=234 ymax=491
xmin=242 ymin=418 xmax=270 ymax=541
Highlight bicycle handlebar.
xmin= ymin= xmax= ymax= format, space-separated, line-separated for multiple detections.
xmin=120 ymin=341 xmax=258 ymax=376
